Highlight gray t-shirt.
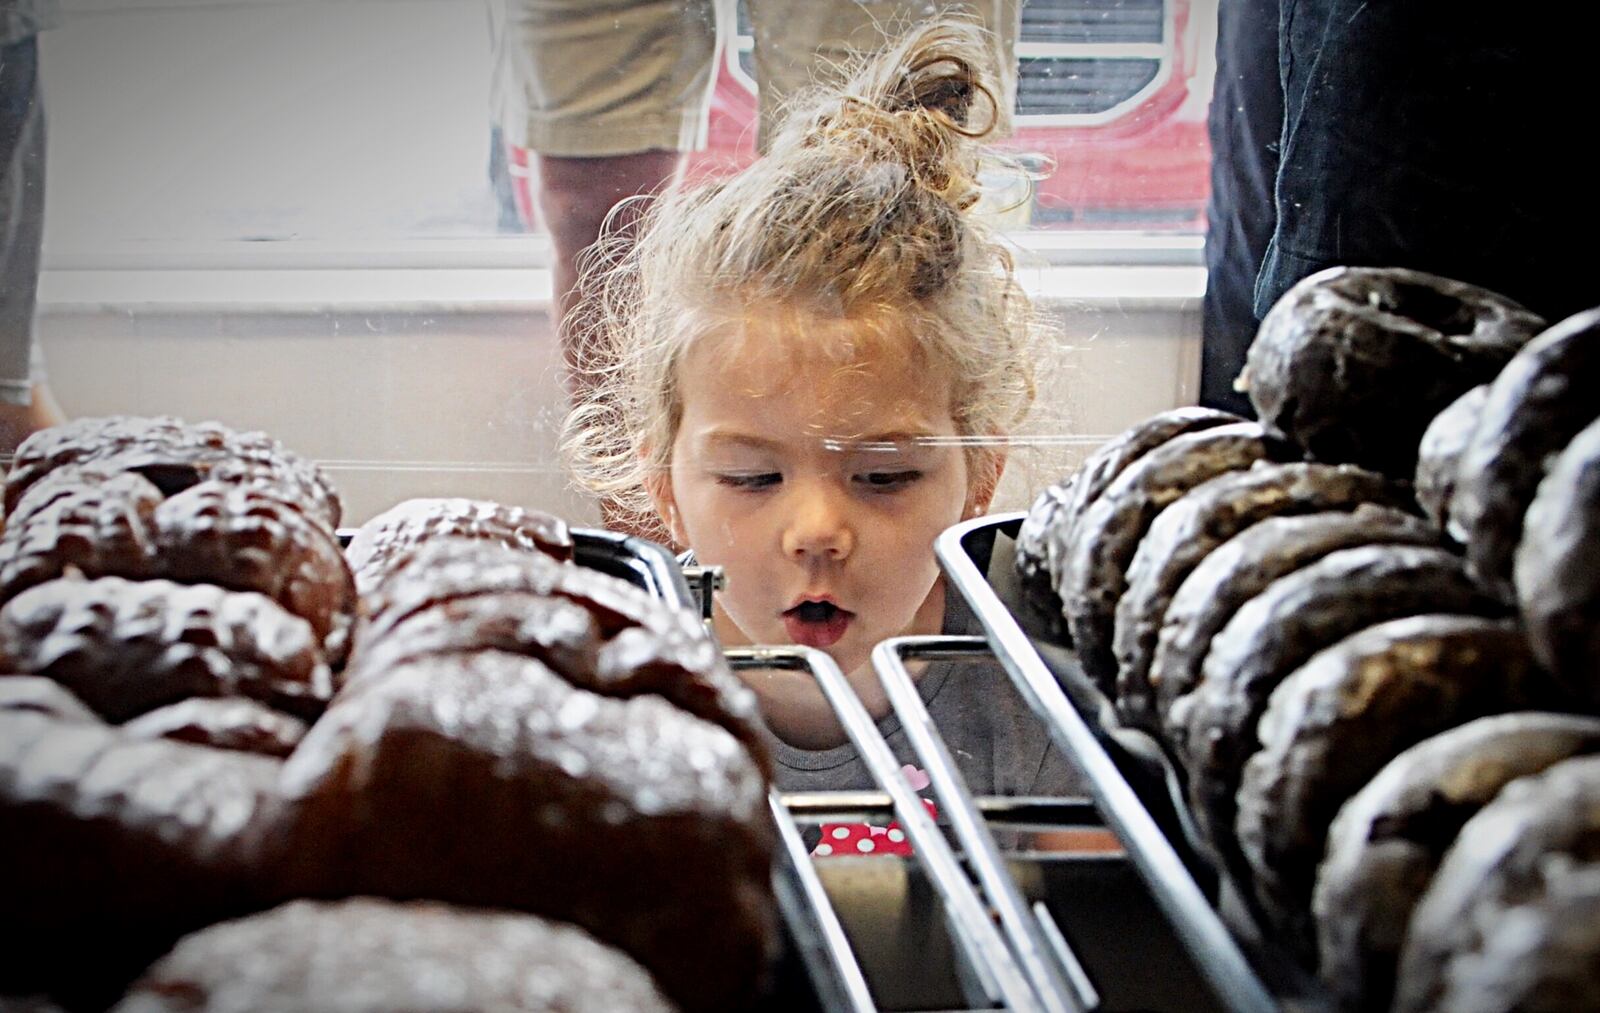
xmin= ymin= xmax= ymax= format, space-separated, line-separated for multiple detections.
xmin=766 ymin=578 xmax=1088 ymax=798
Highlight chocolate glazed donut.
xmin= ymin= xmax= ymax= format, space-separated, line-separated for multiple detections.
xmin=0 ymin=710 xmax=292 ymax=1009
xmin=0 ymin=574 xmax=333 ymax=722
xmin=1242 ymin=266 xmax=1544 ymax=477
xmin=1036 ymin=407 xmax=1243 ymax=642
xmin=1453 ymin=307 xmax=1600 ymax=600
xmin=1181 ymin=544 xmax=1504 ymax=879
xmin=1315 ymin=712 xmax=1600 ymax=1013
xmin=0 ymin=472 xmax=357 ymax=668
xmin=4 ymin=416 xmax=342 ymax=533
xmin=1234 ymin=615 xmax=1557 ymax=964
xmin=344 ymin=497 xmax=574 ymax=598
xmin=357 ymin=539 xmax=769 ymax=775
xmin=154 ymin=481 xmax=357 ymax=668
xmin=0 ymin=675 xmax=101 ymax=724
xmin=1113 ymin=461 xmax=1406 ymax=730
xmin=344 ymin=590 xmax=603 ymax=693
xmin=1150 ymin=506 xmax=1438 ymax=754
xmin=1415 ymin=384 xmax=1490 ymax=534
xmin=1059 ymin=409 xmax=1246 ymax=531
xmin=1392 ymin=755 xmax=1600 ymax=1013
xmin=1059 ymin=422 xmax=1287 ymax=693
xmin=1016 ymin=475 xmax=1077 ymax=636
xmin=278 ymin=651 xmax=775 ymax=1012
xmin=1514 ymin=415 xmax=1600 ymax=707
xmin=120 ymin=697 xmax=309 ymax=758
xmin=0 ymin=470 xmax=162 ymax=605
xmin=115 ymin=899 xmax=676 ymax=1013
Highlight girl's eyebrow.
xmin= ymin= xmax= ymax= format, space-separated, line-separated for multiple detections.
xmin=700 ymin=430 xmax=968 ymax=454
xmin=700 ymin=432 xmax=784 ymax=451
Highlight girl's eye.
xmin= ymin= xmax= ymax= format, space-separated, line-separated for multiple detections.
xmin=716 ymin=473 xmax=781 ymax=490
xmin=857 ymin=470 xmax=923 ymax=491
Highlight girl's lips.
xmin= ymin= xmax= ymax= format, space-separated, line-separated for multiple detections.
xmin=782 ymin=602 xmax=854 ymax=649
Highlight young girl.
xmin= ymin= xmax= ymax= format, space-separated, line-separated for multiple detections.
xmin=563 ymin=17 xmax=1082 ymax=802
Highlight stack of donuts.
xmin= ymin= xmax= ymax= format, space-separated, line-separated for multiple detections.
xmin=1018 ymin=266 xmax=1600 ymax=1012
xmin=0 ymin=416 xmax=775 ymax=1012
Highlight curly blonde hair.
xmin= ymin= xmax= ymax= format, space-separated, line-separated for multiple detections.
xmin=561 ymin=16 xmax=1044 ymax=540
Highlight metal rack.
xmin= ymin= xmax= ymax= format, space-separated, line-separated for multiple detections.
xmin=680 ymin=527 xmax=1257 ymax=1012
xmin=566 ymin=522 xmax=1293 ymax=1011
xmin=870 ymin=636 xmax=1102 ymax=1012
xmin=934 ymin=512 xmax=1318 ymax=1013
xmin=729 ymin=632 xmax=1240 ymax=1011
xmin=570 ymin=527 xmax=700 ymax=614
xmin=730 ymin=646 xmax=1046 ymax=1012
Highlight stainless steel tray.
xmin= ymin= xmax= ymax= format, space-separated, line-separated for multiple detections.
xmin=732 ymin=646 xmax=1043 ymax=1012
xmin=570 ymin=527 xmax=699 ymax=613
xmin=334 ymin=525 xmax=695 ymax=615
xmin=742 ymin=640 xmax=1232 ymax=1012
xmin=937 ymin=512 xmax=1331 ymax=1013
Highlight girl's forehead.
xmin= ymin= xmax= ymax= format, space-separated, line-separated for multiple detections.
xmin=687 ymin=305 xmax=936 ymax=383
xmin=676 ymin=306 xmax=958 ymax=434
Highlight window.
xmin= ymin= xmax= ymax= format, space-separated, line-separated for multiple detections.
xmin=39 ymin=0 xmax=1215 ymax=261
xmin=712 ymin=0 xmax=1215 ymax=230
xmin=30 ymin=1 xmax=1211 ymax=524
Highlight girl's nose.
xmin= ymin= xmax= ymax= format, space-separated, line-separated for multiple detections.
xmin=781 ymin=484 xmax=854 ymax=561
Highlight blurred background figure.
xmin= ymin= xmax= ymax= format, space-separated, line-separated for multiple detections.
xmin=1201 ymin=0 xmax=1597 ymax=417
xmin=485 ymin=0 xmax=1020 ymax=399
xmin=1 ymin=0 xmax=66 ymax=454
xmin=1199 ymin=0 xmax=1276 ymax=417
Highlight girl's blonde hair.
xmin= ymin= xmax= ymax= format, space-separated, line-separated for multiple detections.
xmin=561 ymin=15 xmax=1044 ymax=539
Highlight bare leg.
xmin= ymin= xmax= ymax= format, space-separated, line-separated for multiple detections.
xmin=536 ymin=150 xmax=681 ymax=538
xmin=535 ymin=150 xmax=682 ymax=397
xmin=0 ymin=380 xmax=65 ymax=456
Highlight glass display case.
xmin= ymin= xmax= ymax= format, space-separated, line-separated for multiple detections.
xmin=5 ymin=2 xmax=1598 ymax=1011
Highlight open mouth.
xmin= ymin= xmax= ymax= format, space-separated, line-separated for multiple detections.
xmin=782 ymin=600 xmax=855 ymax=649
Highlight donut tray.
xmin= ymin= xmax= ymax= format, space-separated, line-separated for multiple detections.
xmin=577 ymin=533 xmax=1026 ymax=1012
xmin=936 ymin=513 xmax=1338 ymax=1013
xmin=736 ymin=644 xmax=1224 ymax=1013
xmin=747 ymin=642 xmax=1031 ymax=1012
xmin=574 ymin=526 xmax=703 ymax=611
xmin=331 ymin=524 xmax=698 ymax=614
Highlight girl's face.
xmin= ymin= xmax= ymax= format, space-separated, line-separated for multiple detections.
xmin=651 ymin=309 xmax=997 ymax=681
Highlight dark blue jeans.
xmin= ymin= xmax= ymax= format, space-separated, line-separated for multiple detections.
xmin=1201 ymin=0 xmax=1281 ymax=415
xmin=1257 ymin=2 xmax=1596 ymax=321
xmin=1204 ymin=2 xmax=1598 ymax=412
xmin=2 ymin=36 xmax=46 ymax=399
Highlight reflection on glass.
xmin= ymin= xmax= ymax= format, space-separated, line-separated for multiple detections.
xmin=39 ymin=0 xmax=1212 ymax=247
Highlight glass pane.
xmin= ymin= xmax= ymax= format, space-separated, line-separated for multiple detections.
xmin=41 ymin=2 xmax=501 ymax=247
xmin=714 ymin=0 xmax=1216 ymax=233
xmin=38 ymin=0 xmax=1215 ymax=248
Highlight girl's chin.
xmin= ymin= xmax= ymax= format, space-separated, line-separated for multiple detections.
xmin=783 ymin=636 xmax=867 ymax=678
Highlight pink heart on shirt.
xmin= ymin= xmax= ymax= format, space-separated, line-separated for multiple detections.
xmin=900 ymin=764 xmax=931 ymax=791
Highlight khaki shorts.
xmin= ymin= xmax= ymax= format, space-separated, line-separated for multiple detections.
xmin=490 ymin=0 xmax=1019 ymax=157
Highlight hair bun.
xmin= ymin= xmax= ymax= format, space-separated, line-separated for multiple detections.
xmin=774 ymin=18 xmax=1002 ymax=213
xmin=869 ymin=21 xmax=991 ymax=132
